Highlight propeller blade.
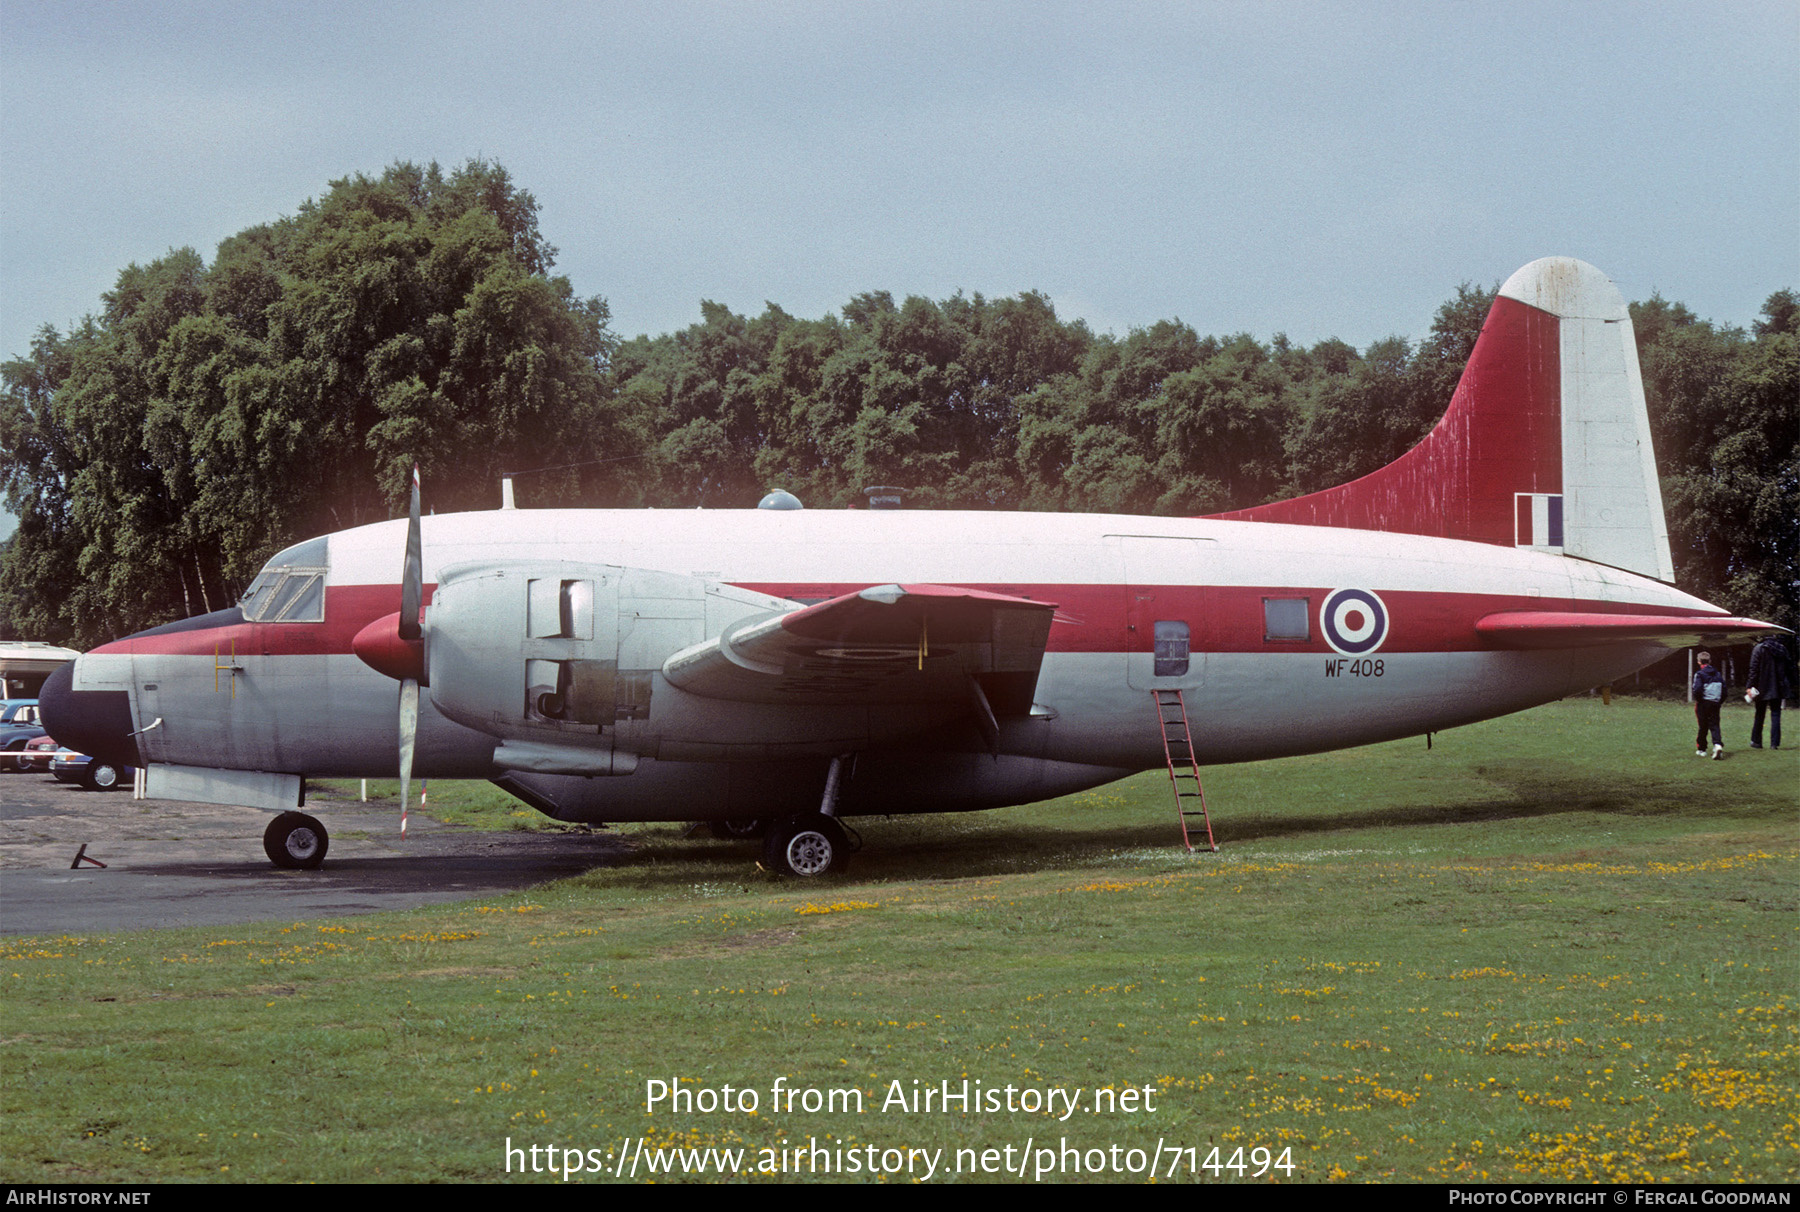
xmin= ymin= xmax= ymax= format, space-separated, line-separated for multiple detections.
xmin=396 ymin=467 xmax=423 ymax=836
xmin=398 ymin=677 xmax=418 ymax=836
xmin=399 ymin=464 xmax=422 ymax=642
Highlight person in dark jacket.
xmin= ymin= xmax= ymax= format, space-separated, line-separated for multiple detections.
xmin=1692 ymin=651 xmax=1726 ymax=759
xmin=1747 ymin=635 xmax=1795 ymax=750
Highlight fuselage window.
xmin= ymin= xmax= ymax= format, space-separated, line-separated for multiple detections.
xmin=1153 ymin=620 xmax=1190 ymax=677
xmin=1263 ymin=597 xmax=1310 ymax=642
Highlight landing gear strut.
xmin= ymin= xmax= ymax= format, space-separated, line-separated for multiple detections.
xmin=264 ymin=811 xmax=329 ymax=869
xmin=762 ymin=754 xmax=855 ymax=877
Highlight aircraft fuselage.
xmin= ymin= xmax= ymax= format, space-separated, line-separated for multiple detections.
xmin=61 ymin=506 xmax=1714 ymax=823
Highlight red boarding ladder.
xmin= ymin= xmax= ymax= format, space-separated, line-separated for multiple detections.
xmin=1152 ymin=689 xmax=1217 ymax=853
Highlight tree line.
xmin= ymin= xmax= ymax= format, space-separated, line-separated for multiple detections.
xmin=2 ymin=160 xmax=1794 ymax=650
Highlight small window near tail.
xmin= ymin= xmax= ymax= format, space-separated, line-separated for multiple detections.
xmin=1263 ymin=597 xmax=1310 ymax=642
xmin=1153 ymin=620 xmax=1190 ymax=677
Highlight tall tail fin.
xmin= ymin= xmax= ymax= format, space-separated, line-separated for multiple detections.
xmin=1212 ymin=257 xmax=1675 ymax=582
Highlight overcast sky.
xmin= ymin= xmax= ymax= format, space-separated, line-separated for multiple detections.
xmin=2 ymin=1 xmax=1796 ymax=379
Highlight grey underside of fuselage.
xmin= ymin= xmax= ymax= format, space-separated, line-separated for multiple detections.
xmin=128 ymin=639 xmax=1669 ymax=823
xmin=496 ymin=753 xmax=1143 ymax=823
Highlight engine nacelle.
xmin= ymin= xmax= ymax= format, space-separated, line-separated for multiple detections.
xmin=425 ymin=562 xmax=792 ymax=767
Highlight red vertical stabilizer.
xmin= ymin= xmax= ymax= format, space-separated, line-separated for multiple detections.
xmin=1209 ymin=293 xmax=1562 ymax=546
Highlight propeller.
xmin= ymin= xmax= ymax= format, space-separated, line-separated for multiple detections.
xmin=351 ymin=465 xmax=427 ymax=837
xmin=399 ymin=680 xmax=418 ymax=836
xmin=398 ymin=466 xmax=422 ymax=836
xmin=400 ymin=466 xmax=423 ymax=643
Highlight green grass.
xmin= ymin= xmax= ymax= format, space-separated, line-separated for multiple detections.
xmin=4 ymin=698 xmax=1794 ymax=1183
xmin=309 ymin=777 xmax=575 ymax=832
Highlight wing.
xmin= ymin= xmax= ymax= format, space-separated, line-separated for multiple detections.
xmin=663 ymin=583 xmax=1056 ymax=729
xmin=1475 ymin=611 xmax=1786 ymax=650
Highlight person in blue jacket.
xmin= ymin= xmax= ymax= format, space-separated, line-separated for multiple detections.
xmin=1747 ymin=635 xmax=1794 ymax=750
xmin=1692 ymin=651 xmax=1727 ymax=759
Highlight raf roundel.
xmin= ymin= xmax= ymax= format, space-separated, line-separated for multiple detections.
xmin=1320 ymin=588 xmax=1389 ymax=656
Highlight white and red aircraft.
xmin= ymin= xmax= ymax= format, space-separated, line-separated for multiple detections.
xmin=41 ymin=258 xmax=1780 ymax=876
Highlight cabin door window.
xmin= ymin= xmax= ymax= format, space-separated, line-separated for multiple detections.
xmin=1153 ymin=621 xmax=1190 ymax=677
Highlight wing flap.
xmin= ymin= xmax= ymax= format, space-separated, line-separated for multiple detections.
xmin=1475 ymin=611 xmax=1785 ymax=651
xmin=664 ymin=583 xmax=1057 ymax=706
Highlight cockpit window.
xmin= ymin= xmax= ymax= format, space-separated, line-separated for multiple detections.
xmin=241 ymin=568 xmax=327 ymax=622
xmin=239 ymin=536 xmax=329 ymax=623
xmin=239 ymin=570 xmax=280 ymax=618
xmin=269 ymin=572 xmax=326 ymax=621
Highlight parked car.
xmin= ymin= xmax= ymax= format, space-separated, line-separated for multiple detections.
xmin=0 ymin=700 xmax=45 ymax=771
xmin=20 ymin=733 xmax=59 ymax=773
xmin=49 ymin=748 xmax=132 ymax=791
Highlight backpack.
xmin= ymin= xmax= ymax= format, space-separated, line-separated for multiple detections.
xmin=1703 ymin=676 xmax=1724 ymax=703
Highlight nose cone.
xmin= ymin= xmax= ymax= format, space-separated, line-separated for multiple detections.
xmin=38 ymin=660 xmax=139 ymax=769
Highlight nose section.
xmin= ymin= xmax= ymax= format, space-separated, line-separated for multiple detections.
xmin=38 ymin=660 xmax=139 ymax=769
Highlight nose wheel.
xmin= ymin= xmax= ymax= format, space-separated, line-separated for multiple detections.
xmin=264 ymin=811 xmax=329 ymax=869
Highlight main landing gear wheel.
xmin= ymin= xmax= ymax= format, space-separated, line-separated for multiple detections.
xmin=708 ymin=818 xmax=767 ymax=841
xmin=762 ymin=813 xmax=848 ymax=878
xmin=264 ymin=811 xmax=329 ymax=870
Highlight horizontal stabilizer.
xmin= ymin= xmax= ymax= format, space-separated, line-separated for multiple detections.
xmin=1475 ymin=611 xmax=1784 ymax=651
xmin=664 ymin=583 xmax=1056 ymax=707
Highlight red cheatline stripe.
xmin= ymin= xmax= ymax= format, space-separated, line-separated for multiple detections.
xmin=88 ymin=581 xmax=1730 ymax=661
